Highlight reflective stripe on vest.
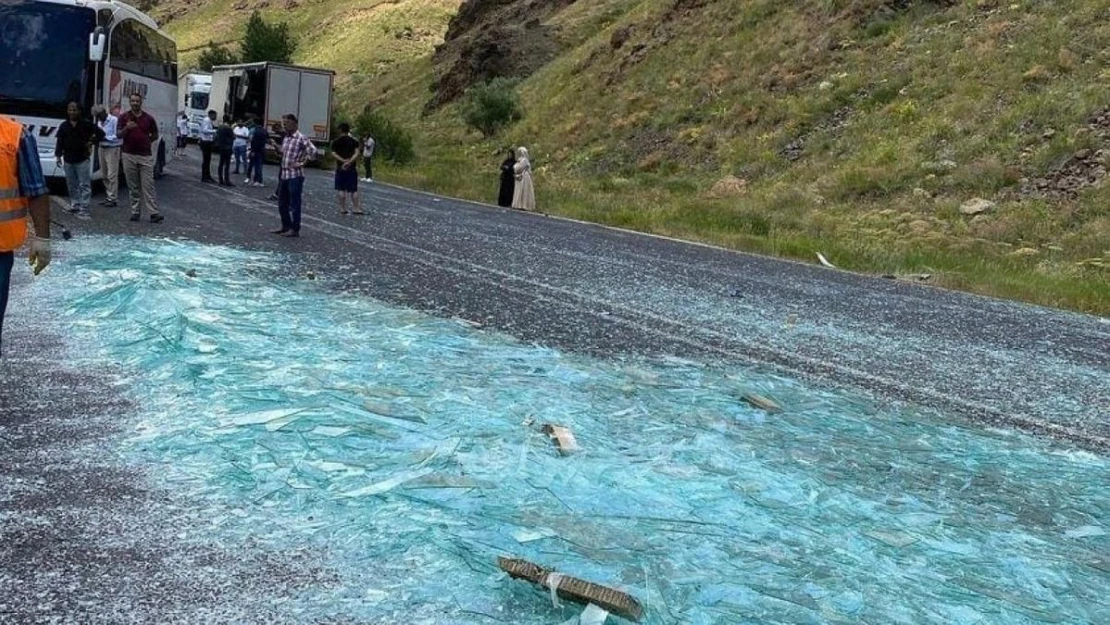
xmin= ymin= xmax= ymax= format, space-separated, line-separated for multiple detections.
xmin=0 ymin=207 xmax=28 ymax=222
xmin=0 ymin=116 xmax=30 ymax=252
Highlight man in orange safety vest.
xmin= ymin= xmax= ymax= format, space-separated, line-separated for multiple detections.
xmin=0 ymin=114 xmax=52 ymax=355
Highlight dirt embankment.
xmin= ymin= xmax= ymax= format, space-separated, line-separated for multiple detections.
xmin=425 ymin=0 xmax=578 ymax=112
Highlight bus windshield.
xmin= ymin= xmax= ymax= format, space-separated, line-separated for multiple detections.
xmin=0 ymin=1 xmax=95 ymax=117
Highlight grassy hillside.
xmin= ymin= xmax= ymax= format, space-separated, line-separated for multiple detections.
xmin=158 ymin=0 xmax=1110 ymax=313
xmin=161 ymin=0 xmax=459 ymax=111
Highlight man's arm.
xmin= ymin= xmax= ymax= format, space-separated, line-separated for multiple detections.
xmin=27 ymin=193 xmax=50 ymax=241
xmin=53 ymin=123 xmax=66 ymax=160
xmin=17 ymin=131 xmax=51 ymax=274
xmin=148 ymin=115 xmax=159 ymax=143
xmin=91 ymin=121 xmax=106 ymax=144
xmin=18 ymin=130 xmax=50 ymax=237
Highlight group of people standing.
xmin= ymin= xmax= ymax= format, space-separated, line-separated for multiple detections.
xmin=174 ymin=106 xmax=379 ymax=235
xmin=1 ymin=92 xmax=160 ymax=353
xmin=193 ymin=111 xmax=271 ymax=187
xmin=498 ymin=146 xmax=535 ymax=212
xmin=53 ymin=93 xmax=163 ymax=223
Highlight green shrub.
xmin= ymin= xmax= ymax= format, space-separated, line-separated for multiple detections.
xmin=354 ymin=110 xmax=415 ymax=165
xmin=461 ymin=78 xmax=524 ymax=137
xmin=197 ymin=41 xmax=238 ymax=72
xmin=240 ymin=10 xmax=295 ymax=64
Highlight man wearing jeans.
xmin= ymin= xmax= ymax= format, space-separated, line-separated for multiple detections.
xmin=0 ymin=114 xmax=52 ymax=356
xmin=54 ymin=101 xmax=103 ymax=220
xmin=273 ymin=114 xmax=318 ymax=238
xmin=118 ymin=93 xmax=163 ymax=223
xmin=246 ymin=118 xmax=268 ymax=186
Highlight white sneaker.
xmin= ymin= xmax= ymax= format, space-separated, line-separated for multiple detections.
xmin=244 ymin=178 xmax=251 ymax=184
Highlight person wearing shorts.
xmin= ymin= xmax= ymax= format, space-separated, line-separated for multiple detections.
xmin=331 ymin=123 xmax=362 ymax=215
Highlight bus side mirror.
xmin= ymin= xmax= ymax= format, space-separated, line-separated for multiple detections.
xmin=89 ymin=27 xmax=106 ymax=62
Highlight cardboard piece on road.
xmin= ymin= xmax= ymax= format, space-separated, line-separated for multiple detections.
xmin=498 ymin=556 xmax=644 ymax=623
xmin=741 ymin=393 xmax=782 ymax=413
xmin=541 ymin=424 xmax=579 ymax=454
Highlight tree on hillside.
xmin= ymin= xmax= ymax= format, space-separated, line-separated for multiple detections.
xmin=354 ymin=110 xmax=415 ymax=165
xmin=240 ymin=10 xmax=296 ymax=64
xmin=197 ymin=41 xmax=239 ymax=72
xmin=461 ymin=78 xmax=524 ymax=137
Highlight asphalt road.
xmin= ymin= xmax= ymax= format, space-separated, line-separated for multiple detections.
xmin=1 ymin=150 xmax=1107 ymax=622
xmin=59 ymin=151 xmax=1109 ymax=449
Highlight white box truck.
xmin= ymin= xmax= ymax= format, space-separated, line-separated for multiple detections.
xmin=209 ymin=62 xmax=335 ymax=150
xmin=178 ymin=72 xmax=212 ymax=139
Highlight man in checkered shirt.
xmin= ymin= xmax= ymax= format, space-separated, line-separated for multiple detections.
xmin=272 ymin=113 xmax=319 ymax=238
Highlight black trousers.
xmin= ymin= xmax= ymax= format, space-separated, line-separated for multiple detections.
xmin=200 ymin=141 xmax=214 ymax=180
xmin=363 ymin=156 xmax=373 ymax=180
xmin=218 ymin=149 xmax=232 ymax=184
xmin=0 ymin=251 xmax=12 ymax=355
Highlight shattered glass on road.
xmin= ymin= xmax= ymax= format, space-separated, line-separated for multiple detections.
xmin=35 ymin=236 xmax=1110 ymax=624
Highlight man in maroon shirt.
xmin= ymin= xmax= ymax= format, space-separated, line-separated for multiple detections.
xmin=118 ymin=93 xmax=163 ymax=223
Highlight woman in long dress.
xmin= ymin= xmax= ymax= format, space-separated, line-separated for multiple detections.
xmin=511 ymin=146 xmax=536 ymax=211
xmin=498 ymin=149 xmax=515 ymax=207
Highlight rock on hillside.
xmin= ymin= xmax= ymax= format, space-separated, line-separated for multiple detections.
xmin=426 ymin=0 xmax=578 ymax=111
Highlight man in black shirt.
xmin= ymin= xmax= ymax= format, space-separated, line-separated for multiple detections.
xmin=246 ymin=117 xmax=268 ymax=186
xmin=54 ymin=101 xmax=104 ymax=219
xmin=331 ymin=123 xmax=362 ymax=215
xmin=215 ymin=114 xmax=235 ymax=186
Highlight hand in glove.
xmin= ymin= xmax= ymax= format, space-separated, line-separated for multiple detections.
xmin=28 ymin=236 xmax=51 ymax=275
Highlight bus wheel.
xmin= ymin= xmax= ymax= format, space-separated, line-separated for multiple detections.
xmin=154 ymin=141 xmax=166 ymax=179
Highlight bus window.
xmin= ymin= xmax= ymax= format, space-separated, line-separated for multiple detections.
xmin=110 ymin=19 xmax=177 ymax=84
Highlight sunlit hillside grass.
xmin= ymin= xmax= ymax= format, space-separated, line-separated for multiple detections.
xmin=162 ymin=0 xmax=459 ymax=111
xmin=159 ymin=0 xmax=1110 ymax=313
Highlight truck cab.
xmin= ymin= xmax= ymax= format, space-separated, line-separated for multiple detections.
xmin=179 ymin=72 xmax=212 ymax=140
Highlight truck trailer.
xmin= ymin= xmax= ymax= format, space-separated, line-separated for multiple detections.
xmin=209 ymin=62 xmax=335 ymax=149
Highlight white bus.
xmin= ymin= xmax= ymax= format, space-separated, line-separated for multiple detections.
xmin=0 ymin=0 xmax=178 ymax=180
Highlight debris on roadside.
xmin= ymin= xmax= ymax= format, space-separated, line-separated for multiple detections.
xmin=541 ymin=424 xmax=579 ymax=454
xmin=816 ymin=252 xmax=836 ymax=268
xmin=498 ymin=556 xmax=644 ymax=622
xmin=881 ymin=273 xmax=933 ymax=283
xmin=741 ymin=392 xmax=782 ymax=413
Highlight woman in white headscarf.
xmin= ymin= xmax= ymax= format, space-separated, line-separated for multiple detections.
xmin=511 ymin=146 xmax=536 ymax=211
